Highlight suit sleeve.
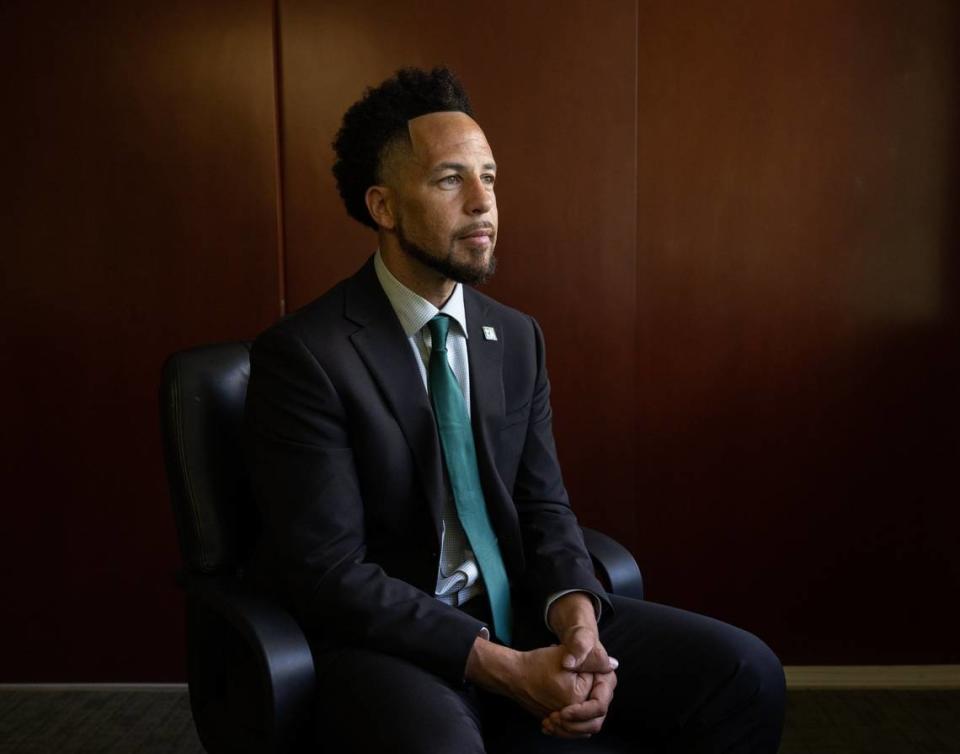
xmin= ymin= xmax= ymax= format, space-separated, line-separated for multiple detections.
xmin=244 ymin=326 xmax=485 ymax=683
xmin=512 ymin=317 xmax=613 ymax=615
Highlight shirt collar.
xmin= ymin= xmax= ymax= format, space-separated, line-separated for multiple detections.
xmin=374 ymin=250 xmax=468 ymax=338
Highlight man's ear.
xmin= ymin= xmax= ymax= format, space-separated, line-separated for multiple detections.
xmin=365 ymin=185 xmax=396 ymax=231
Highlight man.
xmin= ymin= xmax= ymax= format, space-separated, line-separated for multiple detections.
xmin=245 ymin=67 xmax=785 ymax=752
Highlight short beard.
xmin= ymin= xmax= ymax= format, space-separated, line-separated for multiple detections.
xmin=395 ymin=219 xmax=497 ymax=286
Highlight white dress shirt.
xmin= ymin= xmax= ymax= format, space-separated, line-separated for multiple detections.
xmin=374 ymin=251 xmax=484 ymax=607
xmin=373 ymin=251 xmax=601 ymax=630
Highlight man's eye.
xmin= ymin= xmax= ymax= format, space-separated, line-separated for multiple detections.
xmin=439 ymin=175 xmax=461 ymax=186
xmin=482 ymin=174 xmax=496 ymax=185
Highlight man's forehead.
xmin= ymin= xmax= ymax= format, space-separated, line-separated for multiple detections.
xmin=406 ymin=111 xmax=492 ymax=165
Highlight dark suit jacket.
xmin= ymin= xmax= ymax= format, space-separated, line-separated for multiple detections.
xmin=244 ymin=257 xmax=608 ymax=683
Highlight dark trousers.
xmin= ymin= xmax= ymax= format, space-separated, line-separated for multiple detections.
xmin=311 ymin=595 xmax=786 ymax=753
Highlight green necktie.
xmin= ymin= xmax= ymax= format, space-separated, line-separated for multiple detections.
xmin=428 ymin=314 xmax=512 ymax=645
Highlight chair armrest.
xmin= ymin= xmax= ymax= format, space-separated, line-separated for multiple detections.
xmin=581 ymin=527 xmax=644 ymax=600
xmin=186 ymin=578 xmax=315 ymax=753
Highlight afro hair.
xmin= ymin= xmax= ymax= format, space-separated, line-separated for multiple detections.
xmin=332 ymin=67 xmax=475 ymax=230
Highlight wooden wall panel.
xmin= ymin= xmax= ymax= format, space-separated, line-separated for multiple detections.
xmin=0 ymin=1 xmax=281 ymax=680
xmin=278 ymin=0 xmax=639 ymax=537
xmin=635 ymin=1 xmax=960 ymax=661
xmin=2 ymin=0 xmax=957 ymax=682
xmin=281 ymin=0 xmax=960 ymax=663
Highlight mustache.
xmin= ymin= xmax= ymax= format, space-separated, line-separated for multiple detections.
xmin=454 ymin=222 xmax=496 ymax=238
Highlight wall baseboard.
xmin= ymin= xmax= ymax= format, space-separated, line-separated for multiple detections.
xmin=3 ymin=668 xmax=960 ymax=692
xmin=784 ymin=665 xmax=960 ymax=689
xmin=0 ymin=683 xmax=187 ymax=692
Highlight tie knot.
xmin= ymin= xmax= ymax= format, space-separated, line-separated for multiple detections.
xmin=428 ymin=315 xmax=451 ymax=353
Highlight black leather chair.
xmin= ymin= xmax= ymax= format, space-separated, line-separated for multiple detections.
xmin=160 ymin=341 xmax=644 ymax=753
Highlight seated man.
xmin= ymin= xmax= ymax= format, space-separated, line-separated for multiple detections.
xmin=245 ymin=67 xmax=785 ymax=753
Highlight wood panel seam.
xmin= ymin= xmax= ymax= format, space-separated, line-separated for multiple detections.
xmin=271 ymin=0 xmax=288 ymax=316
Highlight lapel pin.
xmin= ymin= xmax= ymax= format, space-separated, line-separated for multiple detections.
xmin=482 ymin=326 xmax=497 ymax=341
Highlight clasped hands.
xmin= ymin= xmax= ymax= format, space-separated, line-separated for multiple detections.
xmin=524 ymin=623 xmax=618 ymax=738
xmin=465 ymin=593 xmax=618 ymax=739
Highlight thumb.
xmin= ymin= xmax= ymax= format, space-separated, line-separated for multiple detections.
xmin=561 ymin=629 xmax=593 ymax=668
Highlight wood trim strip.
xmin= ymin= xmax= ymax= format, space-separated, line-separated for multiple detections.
xmin=784 ymin=665 xmax=960 ymax=689
xmin=0 ymin=684 xmax=187 ymax=692
xmin=5 ymin=668 xmax=960 ymax=692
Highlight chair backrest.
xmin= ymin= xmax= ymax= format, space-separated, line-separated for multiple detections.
xmin=160 ymin=342 xmax=257 ymax=578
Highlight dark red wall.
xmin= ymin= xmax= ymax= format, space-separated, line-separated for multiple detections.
xmin=0 ymin=1 xmax=282 ymax=681
xmin=1 ymin=0 xmax=957 ymax=681
xmin=634 ymin=0 xmax=960 ymax=662
xmin=279 ymin=0 xmax=960 ymax=664
xmin=276 ymin=0 xmax=639 ymax=539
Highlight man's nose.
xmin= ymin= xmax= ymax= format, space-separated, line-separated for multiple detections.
xmin=465 ymin=176 xmax=494 ymax=215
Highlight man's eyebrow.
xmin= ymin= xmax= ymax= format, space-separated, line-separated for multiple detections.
xmin=431 ymin=161 xmax=498 ymax=173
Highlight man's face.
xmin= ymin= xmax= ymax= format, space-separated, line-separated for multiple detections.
xmin=387 ymin=111 xmax=498 ymax=285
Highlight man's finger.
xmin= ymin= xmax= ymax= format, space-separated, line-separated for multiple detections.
xmin=555 ymin=669 xmax=617 ymax=730
xmin=562 ymin=666 xmax=613 ymax=707
xmin=548 ymin=705 xmax=606 ymax=737
xmin=560 ymin=630 xmax=595 ymax=668
xmin=589 ymin=670 xmax=618 ymax=702
xmin=554 ymin=716 xmax=605 ymax=737
xmin=564 ymin=643 xmax=619 ymax=674
xmin=556 ymin=698 xmax=607 ymax=723
xmin=573 ymin=651 xmax=618 ymax=674
xmin=543 ymin=716 xmax=596 ymax=739
xmin=543 ymin=715 xmax=592 ymax=739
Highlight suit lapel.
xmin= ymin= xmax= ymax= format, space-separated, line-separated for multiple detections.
xmin=342 ymin=264 xmax=519 ymax=568
xmin=345 ymin=260 xmax=446 ymax=542
xmin=464 ymin=289 xmax=505 ymax=446
xmin=465 ymin=289 xmax=522 ymax=573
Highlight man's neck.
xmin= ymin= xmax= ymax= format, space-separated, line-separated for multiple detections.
xmin=379 ymin=239 xmax=456 ymax=309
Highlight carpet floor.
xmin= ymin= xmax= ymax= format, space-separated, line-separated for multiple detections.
xmin=0 ymin=688 xmax=958 ymax=753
